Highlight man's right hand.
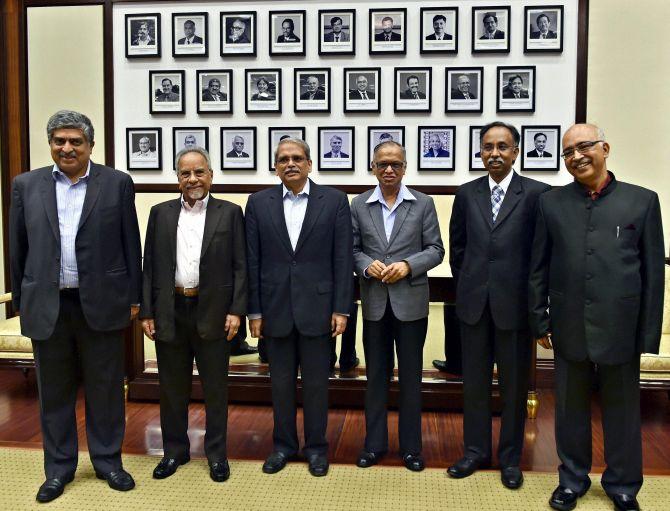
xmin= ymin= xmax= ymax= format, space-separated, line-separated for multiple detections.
xmin=142 ymin=319 xmax=156 ymax=341
xmin=250 ymin=318 xmax=264 ymax=339
xmin=366 ymin=260 xmax=387 ymax=280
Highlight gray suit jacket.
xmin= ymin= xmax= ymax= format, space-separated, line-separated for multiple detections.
xmin=352 ymin=187 xmax=444 ymax=322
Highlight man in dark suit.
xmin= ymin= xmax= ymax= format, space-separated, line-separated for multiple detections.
xmin=502 ymin=75 xmax=529 ymax=99
xmin=375 ymin=16 xmax=402 ymax=41
xmin=424 ymin=134 xmax=450 ymax=158
xmin=530 ymin=13 xmax=558 ymax=39
xmin=226 ymin=136 xmax=250 ymax=158
xmin=277 ymin=18 xmax=300 ymax=43
xmin=526 ymin=133 xmax=552 ymax=158
xmin=448 ymin=121 xmax=551 ymax=489
xmin=451 ymin=75 xmax=476 ymax=100
xmin=157 ymin=78 xmax=179 ymax=102
xmin=131 ymin=21 xmax=154 ymax=46
xmin=300 ymin=76 xmax=325 ymax=100
xmin=323 ymin=135 xmax=349 ymax=159
xmin=177 ymin=19 xmax=203 ymax=45
xmin=201 ymin=78 xmax=227 ymax=102
xmin=9 ymin=110 xmax=142 ymax=502
xmin=227 ymin=18 xmax=250 ymax=44
xmin=349 ymin=75 xmax=375 ymax=100
xmin=480 ymin=12 xmax=505 ymax=39
xmin=426 ymin=14 xmax=453 ymax=40
xmin=529 ymin=124 xmax=665 ymax=511
xmin=246 ymin=138 xmax=353 ymax=477
xmin=399 ymin=75 xmax=426 ymax=100
xmin=323 ymin=16 xmax=350 ymax=42
xmin=140 ymin=147 xmax=247 ymax=483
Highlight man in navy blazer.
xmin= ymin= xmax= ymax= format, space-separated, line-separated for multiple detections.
xmin=9 ymin=110 xmax=142 ymax=502
xmin=246 ymin=138 xmax=353 ymax=477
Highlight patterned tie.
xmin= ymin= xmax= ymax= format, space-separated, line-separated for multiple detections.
xmin=491 ymin=185 xmax=504 ymax=222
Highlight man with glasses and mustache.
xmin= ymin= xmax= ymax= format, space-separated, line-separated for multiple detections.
xmin=529 ymin=124 xmax=664 ymax=511
xmin=448 ymin=121 xmax=550 ymax=489
xmin=227 ymin=18 xmax=250 ymax=44
xmin=202 ymin=78 xmax=227 ymax=102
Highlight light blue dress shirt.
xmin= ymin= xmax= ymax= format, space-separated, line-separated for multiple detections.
xmin=283 ymin=179 xmax=310 ymax=250
xmin=365 ymin=183 xmax=416 ymax=242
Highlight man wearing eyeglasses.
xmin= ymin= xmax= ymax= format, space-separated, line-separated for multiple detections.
xmin=448 ymin=121 xmax=551 ymax=489
xmin=227 ymin=18 xmax=250 ymax=44
xmin=351 ymin=140 xmax=444 ymax=472
xmin=529 ymin=124 xmax=664 ymax=511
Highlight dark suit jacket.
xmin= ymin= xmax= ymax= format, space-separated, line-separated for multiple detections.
xmin=202 ymin=90 xmax=227 ymax=101
xmin=375 ymin=31 xmax=401 ymax=41
xmin=300 ymin=90 xmax=326 ymax=100
xmin=324 ymin=31 xmax=350 ymax=42
xmin=140 ymin=196 xmax=247 ymax=343
xmin=323 ymin=151 xmax=349 ymax=159
xmin=450 ymin=172 xmax=551 ymax=331
xmin=227 ymin=33 xmax=250 ymax=44
xmin=178 ymin=35 xmax=203 ymax=44
xmin=529 ymin=175 xmax=665 ymax=364
xmin=451 ymin=89 xmax=476 ymax=100
xmin=502 ymin=88 xmax=529 ymax=99
xmin=349 ymin=90 xmax=375 ymax=100
xmin=246 ymin=179 xmax=353 ymax=338
xmin=426 ymin=33 xmax=452 ymax=40
xmin=530 ymin=30 xmax=557 ymax=39
xmin=400 ymin=89 xmax=426 ymax=99
xmin=9 ymin=163 xmax=142 ymax=340
xmin=277 ymin=34 xmax=300 ymax=43
xmin=480 ymin=30 xmax=505 ymax=39
xmin=226 ymin=150 xmax=249 ymax=158
xmin=424 ymin=148 xmax=450 ymax=158
xmin=526 ymin=149 xmax=552 ymax=158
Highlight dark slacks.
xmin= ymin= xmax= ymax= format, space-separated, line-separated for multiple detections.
xmin=265 ymin=327 xmax=331 ymax=458
xmin=155 ymin=295 xmax=231 ymax=464
xmin=459 ymin=301 xmax=531 ymax=467
xmin=362 ymin=300 xmax=427 ymax=456
xmin=31 ymin=289 xmax=125 ymax=478
xmin=554 ymin=354 xmax=642 ymax=496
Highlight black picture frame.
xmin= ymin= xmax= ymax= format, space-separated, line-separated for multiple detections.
xmin=417 ymin=126 xmax=456 ymax=171
xmin=367 ymin=126 xmax=405 ymax=168
xmin=126 ymin=127 xmax=162 ymax=171
xmin=220 ymin=11 xmax=257 ymax=57
xmin=294 ymin=68 xmax=331 ymax=113
xmin=269 ymin=10 xmax=306 ymax=56
xmin=196 ymin=69 xmax=233 ymax=114
xmin=172 ymin=12 xmax=208 ymax=58
xmin=268 ymin=127 xmax=306 ymax=172
xmin=318 ymin=9 xmax=356 ymax=56
xmin=497 ymin=65 xmax=536 ymax=113
xmin=343 ymin=67 xmax=381 ymax=113
xmin=245 ymin=69 xmax=282 ymax=114
xmin=125 ymin=13 xmax=161 ymax=59
xmin=469 ymin=125 xmax=485 ymax=171
xmin=524 ymin=5 xmax=564 ymax=53
xmin=149 ymin=70 xmax=185 ymax=114
xmin=472 ymin=6 xmax=511 ymax=54
xmin=420 ymin=7 xmax=458 ymax=54
xmin=172 ymin=127 xmax=209 ymax=170
xmin=318 ymin=127 xmax=355 ymax=171
xmin=445 ymin=67 xmax=484 ymax=113
xmin=369 ymin=8 xmax=407 ymax=55
xmin=521 ymin=125 xmax=561 ymax=171
xmin=394 ymin=67 xmax=432 ymax=113
xmin=221 ymin=127 xmax=257 ymax=171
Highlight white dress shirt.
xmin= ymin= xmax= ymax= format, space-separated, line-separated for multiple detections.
xmin=283 ymin=180 xmax=310 ymax=250
xmin=174 ymin=194 xmax=209 ymax=288
xmin=488 ymin=169 xmax=515 ymax=201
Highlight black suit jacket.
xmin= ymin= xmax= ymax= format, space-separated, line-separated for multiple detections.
xmin=502 ymin=88 xmax=529 ymax=99
xmin=202 ymin=90 xmax=227 ymax=101
xmin=450 ymin=89 xmax=476 ymax=100
xmin=10 ymin=163 xmax=142 ymax=339
xmin=375 ymin=31 xmax=401 ymax=41
xmin=246 ymin=180 xmax=353 ymax=338
xmin=530 ymin=30 xmax=557 ymax=39
xmin=426 ymin=33 xmax=453 ymax=40
xmin=300 ymin=90 xmax=325 ymax=100
xmin=400 ymin=89 xmax=426 ymax=99
xmin=529 ymin=175 xmax=665 ymax=364
xmin=450 ymin=172 xmax=551 ymax=330
xmin=526 ymin=149 xmax=552 ymax=158
xmin=140 ymin=196 xmax=247 ymax=343
xmin=480 ymin=30 xmax=505 ymax=39
xmin=226 ymin=150 xmax=249 ymax=158
xmin=349 ymin=90 xmax=375 ymax=100
xmin=178 ymin=35 xmax=203 ymax=44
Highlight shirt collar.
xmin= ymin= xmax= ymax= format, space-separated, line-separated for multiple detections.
xmin=488 ymin=170 xmax=515 ymax=194
xmin=282 ymin=179 xmax=310 ymax=198
xmin=581 ymin=171 xmax=614 ymax=200
xmin=52 ymin=161 xmax=91 ymax=183
xmin=366 ymin=183 xmax=416 ymax=205
xmin=180 ymin=193 xmax=210 ymax=212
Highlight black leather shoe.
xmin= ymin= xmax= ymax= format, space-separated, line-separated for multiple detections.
xmin=549 ymin=480 xmax=591 ymax=511
xmin=307 ymin=454 xmax=329 ymax=477
xmin=447 ymin=456 xmax=489 ymax=479
xmin=500 ymin=466 xmax=524 ymax=489
xmin=432 ymin=360 xmax=449 ymax=372
xmin=95 ymin=468 xmax=135 ymax=491
xmin=356 ymin=450 xmax=385 ymax=468
xmin=402 ymin=453 xmax=425 ymax=472
xmin=340 ymin=358 xmax=360 ymax=374
xmin=152 ymin=457 xmax=189 ymax=479
xmin=262 ymin=452 xmax=289 ymax=474
xmin=209 ymin=460 xmax=230 ymax=482
xmin=231 ymin=343 xmax=258 ymax=356
xmin=607 ymin=493 xmax=640 ymax=511
xmin=36 ymin=474 xmax=74 ymax=503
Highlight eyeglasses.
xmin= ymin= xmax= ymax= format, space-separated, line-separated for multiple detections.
xmin=372 ymin=161 xmax=405 ymax=171
xmin=276 ymin=155 xmax=306 ymax=166
xmin=480 ymin=143 xmax=516 ymax=154
xmin=561 ymin=140 xmax=604 ymax=160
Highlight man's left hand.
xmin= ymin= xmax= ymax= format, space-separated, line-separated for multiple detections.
xmin=225 ymin=314 xmax=241 ymax=341
xmin=331 ymin=313 xmax=348 ymax=337
xmin=381 ymin=261 xmax=410 ymax=284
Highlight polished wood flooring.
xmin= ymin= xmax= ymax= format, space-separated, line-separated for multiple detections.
xmin=1 ymin=369 xmax=668 ymax=474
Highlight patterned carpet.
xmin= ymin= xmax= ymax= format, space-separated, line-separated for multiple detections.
xmin=2 ymin=447 xmax=668 ymax=510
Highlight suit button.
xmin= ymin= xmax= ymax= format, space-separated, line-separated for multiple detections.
xmin=292 ymin=261 xmax=297 ymax=266
xmin=489 ymin=259 xmax=494 ymax=263
xmin=587 ymin=249 xmax=594 ymax=255
xmin=586 ymin=203 xmax=591 ymax=210
xmin=588 ymin=226 xmax=594 ymax=232
xmin=585 ymin=299 xmax=591 ymax=305
xmin=586 ymin=274 xmax=592 ymax=280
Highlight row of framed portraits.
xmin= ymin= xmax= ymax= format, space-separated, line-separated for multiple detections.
xmin=126 ymin=125 xmax=562 ymax=173
xmin=125 ymin=6 xmax=564 ymax=59
xmin=150 ymin=65 xmax=537 ymax=115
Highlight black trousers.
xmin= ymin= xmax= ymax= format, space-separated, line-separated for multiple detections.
xmin=155 ymin=295 xmax=231 ymax=464
xmin=330 ymin=301 xmax=359 ymax=370
xmin=265 ymin=327 xmax=331 ymax=457
xmin=362 ymin=300 xmax=427 ymax=456
xmin=554 ymin=354 xmax=642 ymax=496
xmin=31 ymin=289 xmax=125 ymax=478
xmin=459 ymin=301 xmax=531 ymax=467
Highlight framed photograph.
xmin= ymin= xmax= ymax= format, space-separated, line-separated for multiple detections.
xmin=268 ymin=127 xmax=306 ymax=171
xmin=367 ymin=126 xmax=405 ymax=167
xmin=294 ymin=68 xmax=330 ymax=113
xmin=343 ymin=67 xmax=381 ymax=113
xmin=172 ymin=127 xmax=209 ymax=170
xmin=149 ymin=70 xmax=185 ymax=114
xmin=125 ymin=14 xmax=160 ymax=58
xmin=394 ymin=67 xmax=431 ymax=113
xmin=269 ymin=10 xmax=305 ymax=56
xmin=497 ymin=66 xmax=536 ymax=112
xmin=221 ymin=127 xmax=256 ymax=171
xmin=369 ymin=8 xmax=406 ymax=55
xmin=318 ymin=127 xmax=355 ymax=171
xmin=172 ymin=13 xmax=208 ymax=58
xmin=418 ymin=126 xmax=455 ymax=171
xmin=245 ymin=69 xmax=281 ymax=113
xmin=472 ymin=6 xmax=510 ymax=53
xmin=524 ymin=6 xmax=564 ymax=53
xmin=318 ymin=10 xmax=355 ymax=55
xmin=196 ymin=69 xmax=232 ymax=114
xmin=469 ymin=126 xmax=485 ymax=171
xmin=420 ymin=7 xmax=458 ymax=54
xmin=220 ymin=11 xmax=256 ymax=56
xmin=126 ymin=128 xmax=161 ymax=171
xmin=521 ymin=125 xmax=561 ymax=171
xmin=445 ymin=67 xmax=483 ymax=113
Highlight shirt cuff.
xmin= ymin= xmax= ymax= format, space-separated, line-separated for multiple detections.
xmin=247 ymin=313 xmax=262 ymax=320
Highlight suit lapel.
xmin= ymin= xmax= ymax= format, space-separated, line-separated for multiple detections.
xmin=167 ymin=199 xmax=181 ymax=262
xmin=294 ymin=181 xmax=324 ymax=255
xmin=387 ymin=200 xmax=411 ymax=247
xmin=200 ymin=196 xmax=222 ymax=258
xmin=40 ymin=171 xmax=60 ymax=242
xmin=269 ymin=185 xmax=294 ymax=255
xmin=475 ymin=177 xmax=494 ymax=230
xmin=492 ymin=172 xmax=523 ymax=231
xmin=77 ymin=164 xmax=101 ymax=230
xmin=368 ymin=200 xmax=387 ymax=245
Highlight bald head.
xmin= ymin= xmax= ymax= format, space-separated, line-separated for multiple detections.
xmin=562 ymin=123 xmax=610 ymax=191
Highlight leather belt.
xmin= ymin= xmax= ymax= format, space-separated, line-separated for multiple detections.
xmin=175 ymin=286 xmax=199 ymax=297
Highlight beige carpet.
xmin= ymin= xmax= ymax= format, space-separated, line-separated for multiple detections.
xmin=2 ymin=447 xmax=668 ymax=510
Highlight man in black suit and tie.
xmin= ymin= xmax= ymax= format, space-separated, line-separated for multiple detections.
xmin=480 ymin=12 xmax=505 ymax=39
xmin=450 ymin=75 xmax=476 ymax=100
xmin=530 ymin=13 xmax=558 ymax=39
xmin=323 ymin=135 xmax=349 ymax=159
xmin=426 ymin=14 xmax=453 ymax=40
xmin=502 ymin=75 xmax=530 ymax=99
xmin=374 ymin=16 xmax=402 ymax=41
xmin=526 ymin=133 xmax=552 ymax=158
xmin=227 ymin=18 xmax=250 ymax=44
xmin=530 ymin=124 xmax=665 ymax=511
xmin=423 ymin=134 xmax=450 ymax=158
xmin=177 ymin=19 xmax=203 ymax=45
xmin=299 ymin=76 xmax=326 ymax=101
xmin=277 ymin=18 xmax=300 ymax=43
xmin=226 ymin=136 xmax=250 ymax=158
xmin=201 ymin=78 xmax=227 ymax=102
xmin=399 ymin=75 xmax=426 ymax=100
xmin=140 ymin=147 xmax=247 ymax=483
xmin=246 ymin=138 xmax=353 ymax=477
xmin=323 ymin=16 xmax=350 ymax=42
xmin=349 ymin=75 xmax=375 ymax=100
xmin=448 ymin=121 xmax=551 ymax=489
xmin=9 ymin=110 xmax=142 ymax=502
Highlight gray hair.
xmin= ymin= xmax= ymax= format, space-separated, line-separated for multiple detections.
xmin=175 ymin=146 xmax=212 ymax=171
xmin=46 ymin=110 xmax=94 ymax=144
xmin=274 ymin=137 xmax=311 ymax=163
xmin=373 ymin=140 xmax=407 ymax=161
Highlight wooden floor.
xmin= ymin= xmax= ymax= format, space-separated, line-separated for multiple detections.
xmin=1 ymin=369 xmax=669 ymax=474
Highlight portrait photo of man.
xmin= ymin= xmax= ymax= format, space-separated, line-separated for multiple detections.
xmin=201 ymin=78 xmax=227 ymax=102
xmin=502 ymin=74 xmax=529 ymax=99
xmin=132 ymin=135 xmax=156 ymax=158
xmin=349 ymin=74 xmax=375 ymax=100
xmin=131 ymin=20 xmax=154 ymax=46
xmin=451 ymin=74 xmax=476 ymax=100
xmin=423 ymin=133 xmax=450 ymax=158
xmin=324 ymin=16 xmax=350 ymax=42
xmin=277 ymin=17 xmax=300 ymax=43
xmin=156 ymin=78 xmax=180 ymax=102
xmin=323 ymin=135 xmax=349 ymax=158
xmin=399 ymin=75 xmax=426 ymax=100
xmin=177 ymin=19 xmax=203 ymax=45
xmin=299 ymin=75 xmax=326 ymax=100
xmin=526 ymin=132 xmax=552 ymax=158
xmin=426 ymin=14 xmax=452 ymax=40
xmin=480 ymin=11 xmax=505 ymax=39
xmin=227 ymin=17 xmax=250 ymax=43
xmin=530 ymin=12 xmax=557 ymax=39
xmin=374 ymin=16 xmax=402 ymax=41
xmin=226 ymin=135 xmax=249 ymax=158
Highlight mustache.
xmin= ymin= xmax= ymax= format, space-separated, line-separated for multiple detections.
xmin=487 ymin=158 xmax=505 ymax=165
xmin=59 ymin=151 xmax=77 ymax=158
